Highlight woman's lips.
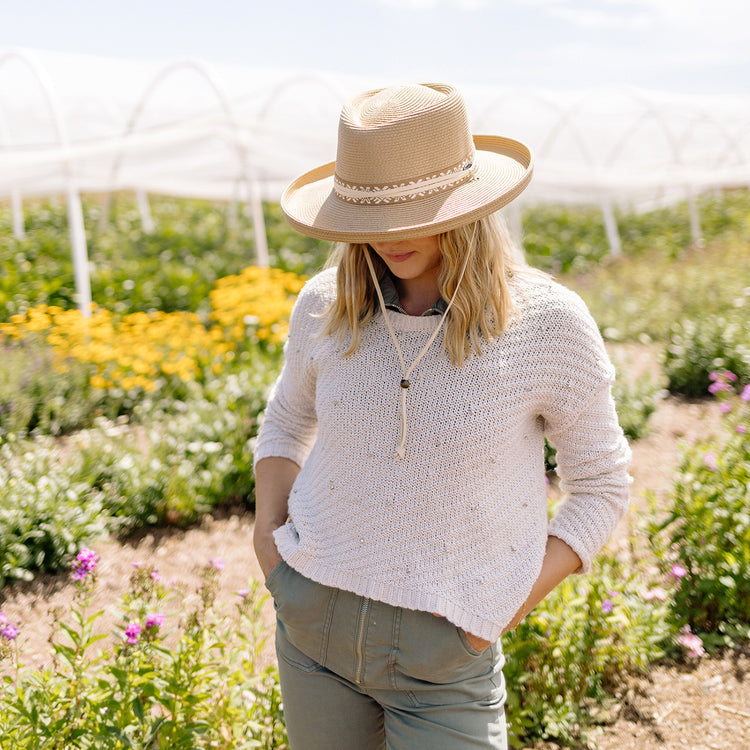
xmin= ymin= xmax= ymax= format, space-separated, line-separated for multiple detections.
xmin=384 ymin=252 xmax=415 ymax=263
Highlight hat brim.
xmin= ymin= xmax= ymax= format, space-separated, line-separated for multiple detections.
xmin=281 ymin=135 xmax=534 ymax=242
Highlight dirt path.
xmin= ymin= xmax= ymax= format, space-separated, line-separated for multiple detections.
xmin=1 ymin=391 xmax=748 ymax=749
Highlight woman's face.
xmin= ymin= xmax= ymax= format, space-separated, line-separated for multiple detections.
xmin=369 ymin=235 xmax=441 ymax=286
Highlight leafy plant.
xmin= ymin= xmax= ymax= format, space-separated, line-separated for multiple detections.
xmin=0 ymin=338 xmax=105 ymax=438
xmin=663 ymin=310 xmax=750 ymax=396
xmin=0 ymin=553 xmax=287 ymax=749
xmin=610 ymin=357 xmax=664 ymax=441
xmin=654 ymin=372 xmax=750 ymax=646
xmin=565 ymin=234 xmax=750 ymax=345
xmin=502 ymin=555 xmax=672 ymax=748
xmin=0 ymin=440 xmax=107 ymax=587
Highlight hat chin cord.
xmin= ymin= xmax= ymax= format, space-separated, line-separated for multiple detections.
xmin=363 ymin=245 xmax=472 ymax=459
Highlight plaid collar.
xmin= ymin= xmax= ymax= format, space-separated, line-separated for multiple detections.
xmin=379 ymin=273 xmax=447 ymax=317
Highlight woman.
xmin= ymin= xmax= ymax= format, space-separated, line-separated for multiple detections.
xmin=253 ymin=83 xmax=630 ymax=749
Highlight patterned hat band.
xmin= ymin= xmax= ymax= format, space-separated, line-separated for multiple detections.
xmin=280 ymin=83 xmax=534 ymax=242
xmin=333 ymin=156 xmax=476 ymax=205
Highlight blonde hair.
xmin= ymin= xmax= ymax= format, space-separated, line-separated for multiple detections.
xmin=323 ymin=212 xmax=526 ymax=367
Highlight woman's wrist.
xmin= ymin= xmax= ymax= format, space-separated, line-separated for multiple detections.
xmin=503 ymin=536 xmax=582 ymax=633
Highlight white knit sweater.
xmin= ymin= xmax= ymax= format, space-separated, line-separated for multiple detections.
xmin=254 ymin=267 xmax=631 ymax=641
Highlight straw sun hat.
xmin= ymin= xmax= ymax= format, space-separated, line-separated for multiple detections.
xmin=281 ymin=82 xmax=533 ymax=243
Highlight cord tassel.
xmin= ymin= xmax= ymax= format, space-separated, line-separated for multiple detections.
xmin=364 ymin=247 xmax=471 ymax=459
xmin=396 ymin=385 xmax=408 ymax=458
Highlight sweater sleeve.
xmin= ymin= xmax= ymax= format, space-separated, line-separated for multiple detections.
xmin=252 ymin=274 xmax=328 ymax=469
xmin=535 ymin=286 xmax=632 ymax=573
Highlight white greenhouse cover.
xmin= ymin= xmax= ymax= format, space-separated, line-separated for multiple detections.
xmin=1 ymin=48 xmax=749 ymax=310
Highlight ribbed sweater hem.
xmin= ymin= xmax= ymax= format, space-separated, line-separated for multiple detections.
xmin=273 ymin=528 xmax=527 ymax=642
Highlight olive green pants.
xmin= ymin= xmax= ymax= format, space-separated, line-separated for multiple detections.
xmin=265 ymin=560 xmax=507 ymax=750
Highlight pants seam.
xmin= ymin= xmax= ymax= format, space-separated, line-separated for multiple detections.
xmin=387 ymin=606 xmax=402 ymax=691
xmin=318 ymin=586 xmax=339 ymax=666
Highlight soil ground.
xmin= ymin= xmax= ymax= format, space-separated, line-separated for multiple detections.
xmin=1 ymin=344 xmax=749 ymax=749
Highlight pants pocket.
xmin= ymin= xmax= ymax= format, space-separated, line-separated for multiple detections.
xmin=395 ymin=609 xmax=495 ymax=686
xmin=269 ymin=563 xmax=337 ymax=665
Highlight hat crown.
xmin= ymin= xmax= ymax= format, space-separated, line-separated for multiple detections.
xmin=335 ymin=83 xmax=474 ymax=188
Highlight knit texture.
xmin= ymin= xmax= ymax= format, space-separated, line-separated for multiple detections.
xmin=254 ymin=267 xmax=631 ymax=641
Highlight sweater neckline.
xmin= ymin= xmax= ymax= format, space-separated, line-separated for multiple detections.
xmin=376 ymin=309 xmax=443 ymax=333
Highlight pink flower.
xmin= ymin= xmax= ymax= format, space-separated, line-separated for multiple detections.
xmin=236 ymin=588 xmax=252 ymax=600
xmin=677 ymin=625 xmax=705 ymax=658
xmin=125 ymin=622 xmax=141 ymax=645
xmin=601 ymin=599 xmax=614 ymax=614
xmin=145 ymin=613 xmax=165 ymax=630
xmin=741 ymin=384 xmax=750 ymax=402
xmin=643 ymin=586 xmax=668 ymax=602
xmin=703 ymin=452 xmax=718 ymax=471
xmin=72 ymin=548 xmax=99 ymax=581
xmin=208 ymin=558 xmax=225 ymax=571
xmin=1 ymin=613 xmax=19 ymax=641
xmin=737 ymin=425 xmax=747 ymax=434
xmin=671 ymin=563 xmax=688 ymax=579
xmin=150 ymin=571 xmax=161 ymax=581
xmin=720 ymin=402 xmax=732 ymax=414
xmin=2 ymin=624 xmax=18 ymax=641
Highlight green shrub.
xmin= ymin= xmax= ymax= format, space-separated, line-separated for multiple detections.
xmin=655 ymin=372 xmax=750 ymax=646
xmin=0 ymin=363 xmax=279 ymax=582
xmin=612 ymin=373 xmax=663 ymax=441
xmin=522 ymin=204 xmax=608 ymax=274
xmin=72 ymin=365 xmax=277 ymax=530
xmin=0 ymin=197 xmax=263 ymax=321
xmin=663 ymin=311 xmax=750 ymax=396
xmin=0 ymin=338 xmax=108 ymax=438
xmin=0 ymin=555 xmax=287 ymax=749
xmin=565 ymin=232 xmax=750 ymax=345
xmin=0 ymin=440 xmax=107 ymax=587
xmin=502 ymin=556 xmax=672 ymax=748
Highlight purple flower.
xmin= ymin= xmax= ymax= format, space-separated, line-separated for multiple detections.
xmin=741 ymin=384 xmax=750 ymax=402
xmin=144 ymin=613 xmax=165 ymax=630
xmin=236 ymin=588 xmax=252 ymax=600
xmin=671 ymin=563 xmax=688 ymax=579
xmin=72 ymin=548 xmax=99 ymax=581
xmin=677 ymin=625 xmax=705 ymax=658
xmin=150 ymin=571 xmax=161 ymax=581
xmin=601 ymin=599 xmax=614 ymax=614
xmin=124 ymin=622 xmax=141 ymax=645
xmin=703 ymin=452 xmax=718 ymax=471
xmin=208 ymin=558 xmax=225 ymax=571
xmin=2 ymin=624 xmax=18 ymax=641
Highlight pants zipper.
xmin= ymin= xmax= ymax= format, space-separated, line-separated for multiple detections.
xmin=354 ymin=597 xmax=371 ymax=685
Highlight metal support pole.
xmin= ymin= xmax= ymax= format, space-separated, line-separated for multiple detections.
xmin=136 ymin=189 xmax=155 ymax=233
xmin=687 ymin=188 xmax=703 ymax=248
xmin=67 ymin=186 xmax=92 ymax=316
xmin=11 ymin=188 xmax=24 ymax=239
xmin=601 ymin=198 xmax=622 ymax=257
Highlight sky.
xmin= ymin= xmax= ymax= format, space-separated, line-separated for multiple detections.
xmin=1 ymin=0 xmax=749 ymax=95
